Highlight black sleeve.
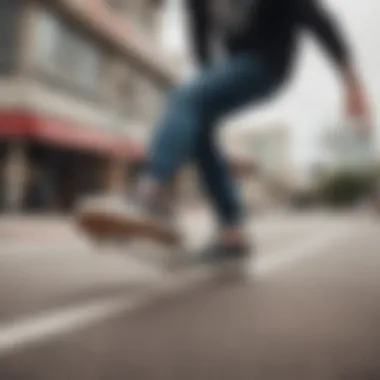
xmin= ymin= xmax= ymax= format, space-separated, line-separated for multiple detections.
xmin=295 ymin=0 xmax=351 ymax=68
xmin=185 ymin=0 xmax=211 ymax=68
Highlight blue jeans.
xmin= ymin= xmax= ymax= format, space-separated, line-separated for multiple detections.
xmin=147 ymin=53 xmax=279 ymax=227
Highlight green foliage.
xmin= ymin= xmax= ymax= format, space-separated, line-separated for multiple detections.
xmin=317 ymin=170 xmax=377 ymax=207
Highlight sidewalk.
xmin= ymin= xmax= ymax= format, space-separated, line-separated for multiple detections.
xmin=0 ymin=215 xmax=82 ymax=245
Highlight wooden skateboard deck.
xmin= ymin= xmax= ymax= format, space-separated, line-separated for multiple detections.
xmin=76 ymin=208 xmax=181 ymax=247
xmin=74 ymin=200 xmax=251 ymax=280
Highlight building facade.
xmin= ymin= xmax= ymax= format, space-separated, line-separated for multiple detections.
xmin=222 ymin=123 xmax=295 ymax=207
xmin=323 ymin=123 xmax=376 ymax=174
xmin=0 ymin=0 xmax=175 ymax=213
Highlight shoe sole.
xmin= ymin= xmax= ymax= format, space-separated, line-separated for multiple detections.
xmin=75 ymin=210 xmax=181 ymax=247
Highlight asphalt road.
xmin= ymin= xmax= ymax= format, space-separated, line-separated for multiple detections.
xmin=0 ymin=212 xmax=379 ymax=380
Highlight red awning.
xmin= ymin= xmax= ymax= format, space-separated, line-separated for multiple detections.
xmin=0 ymin=110 xmax=145 ymax=161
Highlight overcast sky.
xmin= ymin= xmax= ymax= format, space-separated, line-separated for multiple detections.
xmin=159 ymin=0 xmax=380 ymax=171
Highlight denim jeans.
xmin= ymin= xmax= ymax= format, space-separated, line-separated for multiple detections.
xmin=147 ymin=52 xmax=279 ymax=227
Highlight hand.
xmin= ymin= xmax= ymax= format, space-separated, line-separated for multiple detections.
xmin=344 ymin=71 xmax=372 ymax=138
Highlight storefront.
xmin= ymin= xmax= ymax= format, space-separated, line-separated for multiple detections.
xmin=22 ymin=143 xmax=104 ymax=212
xmin=0 ymin=0 xmax=171 ymax=214
xmin=0 ymin=110 xmax=144 ymax=213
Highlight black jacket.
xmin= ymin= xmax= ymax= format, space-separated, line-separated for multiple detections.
xmin=185 ymin=0 xmax=350 ymax=79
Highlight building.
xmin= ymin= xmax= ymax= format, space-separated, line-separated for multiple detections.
xmin=222 ymin=123 xmax=295 ymax=207
xmin=225 ymin=124 xmax=293 ymax=179
xmin=0 ymin=0 xmax=176 ymax=212
xmin=323 ymin=123 xmax=376 ymax=174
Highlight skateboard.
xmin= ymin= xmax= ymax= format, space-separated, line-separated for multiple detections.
xmin=75 ymin=196 xmax=180 ymax=243
xmin=74 ymin=197 xmax=250 ymax=280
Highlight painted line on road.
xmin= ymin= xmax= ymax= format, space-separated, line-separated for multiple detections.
xmin=252 ymin=225 xmax=349 ymax=276
xmin=0 ymin=225 xmax=351 ymax=357
xmin=0 ymin=297 xmax=133 ymax=357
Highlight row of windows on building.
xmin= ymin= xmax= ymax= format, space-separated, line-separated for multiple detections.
xmin=0 ymin=1 xmax=166 ymax=126
xmin=0 ymin=0 xmax=22 ymax=74
xmin=104 ymin=0 xmax=158 ymax=34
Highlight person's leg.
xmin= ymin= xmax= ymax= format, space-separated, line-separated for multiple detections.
xmin=140 ymin=53 xmax=277 ymax=210
xmin=136 ymin=74 xmax=208 ymax=211
xmin=128 ymin=53 xmax=279 ymax=247
xmin=195 ymin=129 xmax=245 ymax=247
xmin=191 ymin=54 xmax=278 ymax=248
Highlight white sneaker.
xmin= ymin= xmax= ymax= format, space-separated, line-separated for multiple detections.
xmin=75 ymin=194 xmax=181 ymax=246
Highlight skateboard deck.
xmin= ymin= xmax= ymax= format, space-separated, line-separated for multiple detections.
xmin=75 ymin=199 xmax=250 ymax=280
xmin=75 ymin=196 xmax=181 ymax=247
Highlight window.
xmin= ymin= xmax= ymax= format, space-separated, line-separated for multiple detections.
xmin=33 ymin=8 xmax=59 ymax=68
xmin=0 ymin=0 xmax=22 ymax=74
xmin=33 ymin=8 xmax=104 ymax=92
xmin=137 ymin=78 xmax=165 ymax=122
xmin=114 ymin=63 xmax=140 ymax=118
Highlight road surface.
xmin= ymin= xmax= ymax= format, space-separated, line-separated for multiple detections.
xmin=0 ymin=211 xmax=379 ymax=380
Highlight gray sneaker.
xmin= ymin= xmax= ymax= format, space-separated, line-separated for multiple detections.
xmin=199 ymin=241 xmax=252 ymax=264
xmin=169 ymin=240 xmax=253 ymax=279
xmin=172 ymin=240 xmax=252 ymax=267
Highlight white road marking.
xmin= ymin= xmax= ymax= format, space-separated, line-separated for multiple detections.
xmin=252 ymin=225 xmax=349 ymax=276
xmin=0 ymin=297 xmax=133 ymax=356
xmin=0 ymin=223 xmax=353 ymax=357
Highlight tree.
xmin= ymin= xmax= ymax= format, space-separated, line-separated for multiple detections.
xmin=318 ymin=170 xmax=377 ymax=207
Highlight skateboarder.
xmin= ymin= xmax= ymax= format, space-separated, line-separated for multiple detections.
xmin=83 ymin=0 xmax=370 ymax=263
